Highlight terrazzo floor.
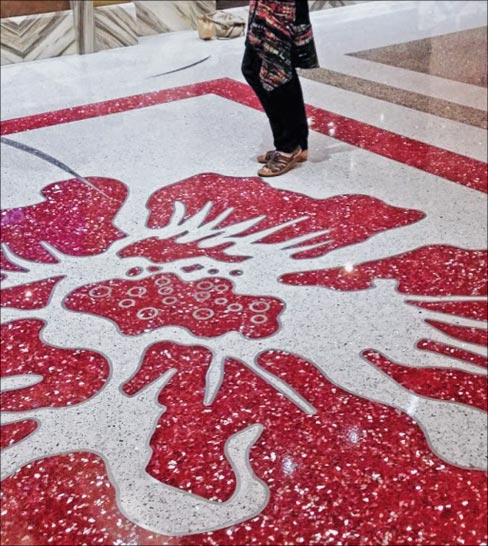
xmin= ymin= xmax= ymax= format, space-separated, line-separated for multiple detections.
xmin=1 ymin=1 xmax=487 ymax=545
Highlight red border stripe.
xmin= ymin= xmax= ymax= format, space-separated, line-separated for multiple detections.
xmin=1 ymin=78 xmax=486 ymax=193
xmin=0 ymin=81 xmax=217 ymax=136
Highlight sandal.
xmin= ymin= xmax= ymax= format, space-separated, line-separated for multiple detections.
xmin=258 ymin=149 xmax=308 ymax=164
xmin=258 ymin=148 xmax=302 ymax=177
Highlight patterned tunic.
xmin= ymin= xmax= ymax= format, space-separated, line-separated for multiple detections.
xmin=246 ymin=0 xmax=319 ymax=91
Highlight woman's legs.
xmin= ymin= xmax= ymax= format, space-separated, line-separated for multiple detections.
xmin=270 ymin=71 xmax=309 ymax=153
xmin=242 ymin=46 xmax=308 ymax=154
xmin=291 ymin=73 xmax=309 ymax=153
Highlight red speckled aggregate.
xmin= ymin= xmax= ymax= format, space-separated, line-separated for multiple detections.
xmin=120 ymin=234 xmax=248 ymax=263
xmin=1 ymin=319 xmax=109 ymax=448
xmin=140 ymin=173 xmax=424 ymax=260
xmin=1 ymin=320 xmax=109 ymax=410
xmin=0 ymin=420 xmax=38 ymax=449
xmin=64 ymin=273 xmax=284 ymax=338
xmin=0 ymin=277 xmax=63 ymax=309
xmin=0 ymin=178 xmax=127 ymax=267
xmin=362 ymin=349 xmax=487 ymax=411
xmin=417 ymin=338 xmax=487 ymax=369
xmin=281 ymin=245 xmax=487 ymax=295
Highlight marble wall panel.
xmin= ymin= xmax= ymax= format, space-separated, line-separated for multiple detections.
xmin=0 ymin=9 xmax=78 ymax=65
xmin=94 ymin=2 xmax=138 ymax=51
xmin=310 ymin=0 xmax=345 ymax=8
xmin=135 ymin=0 xmax=216 ymax=36
xmin=0 ymin=0 xmax=370 ymax=66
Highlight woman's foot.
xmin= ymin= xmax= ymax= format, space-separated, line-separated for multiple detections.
xmin=257 ymin=149 xmax=308 ymax=164
xmin=258 ymin=148 xmax=302 ymax=177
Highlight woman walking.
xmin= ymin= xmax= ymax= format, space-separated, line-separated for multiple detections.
xmin=242 ymin=0 xmax=319 ymax=177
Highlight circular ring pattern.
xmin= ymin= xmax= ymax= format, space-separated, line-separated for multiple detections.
xmin=127 ymin=286 xmax=147 ymax=297
xmin=250 ymin=314 xmax=268 ymax=324
xmin=162 ymin=296 xmax=178 ymax=305
xmin=215 ymin=284 xmax=229 ymax=294
xmin=215 ymin=297 xmax=228 ymax=305
xmin=196 ymin=281 xmax=214 ymax=291
xmin=158 ymin=286 xmax=174 ymax=295
xmin=136 ymin=307 xmax=159 ymax=320
xmin=194 ymin=291 xmax=211 ymax=302
xmin=249 ymin=300 xmax=271 ymax=313
xmin=227 ymin=303 xmax=243 ymax=312
xmin=118 ymin=298 xmax=136 ymax=308
xmin=155 ymin=276 xmax=172 ymax=287
xmin=192 ymin=308 xmax=215 ymax=321
xmin=89 ymin=286 xmax=112 ymax=299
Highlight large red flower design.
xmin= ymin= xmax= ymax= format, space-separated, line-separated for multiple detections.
xmin=0 ymin=173 xmax=486 ymax=545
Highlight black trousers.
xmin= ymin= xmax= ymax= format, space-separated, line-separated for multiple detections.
xmin=241 ymin=45 xmax=308 ymax=153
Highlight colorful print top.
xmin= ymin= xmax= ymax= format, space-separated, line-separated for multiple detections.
xmin=247 ymin=0 xmax=319 ymax=91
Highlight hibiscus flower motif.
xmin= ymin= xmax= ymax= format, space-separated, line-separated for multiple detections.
xmin=1 ymin=173 xmax=486 ymax=543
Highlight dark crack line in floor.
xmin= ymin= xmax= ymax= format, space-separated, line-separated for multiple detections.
xmin=1 ymin=136 xmax=117 ymax=201
xmin=149 ymin=55 xmax=211 ymax=78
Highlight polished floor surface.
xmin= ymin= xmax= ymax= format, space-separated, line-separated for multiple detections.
xmin=1 ymin=1 xmax=487 ymax=545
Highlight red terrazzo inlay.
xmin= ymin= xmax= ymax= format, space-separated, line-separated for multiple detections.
xmin=0 ymin=277 xmax=64 ymax=310
xmin=65 ymin=273 xmax=284 ymax=338
xmin=362 ymin=349 xmax=487 ymax=411
xmin=130 ymin=172 xmax=424 ymax=260
xmin=0 ymin=320 xmax=109 ymax=448
xmin=0 ymin=178 xmax=127 ymax=268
